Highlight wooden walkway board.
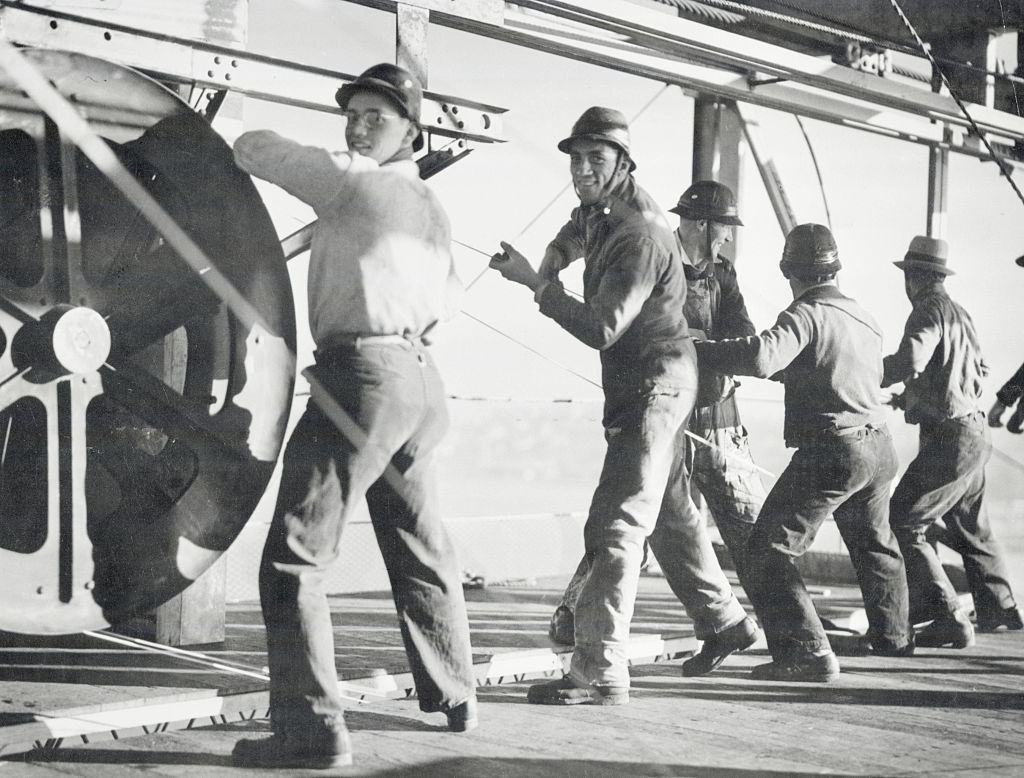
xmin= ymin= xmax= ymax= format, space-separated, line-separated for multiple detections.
xmin=2 ymin=578 xmax=1024 ymax=776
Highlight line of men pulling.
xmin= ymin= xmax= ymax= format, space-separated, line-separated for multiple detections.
xmin=227 ymin=63 xmax=1023 ymax=768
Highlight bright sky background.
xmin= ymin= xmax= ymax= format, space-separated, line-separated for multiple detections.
xmin=235 ymin=0 xmax=1024 ymax=563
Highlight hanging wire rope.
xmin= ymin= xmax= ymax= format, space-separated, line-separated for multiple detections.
xmin=794 ymin=114 xmax=833 ymax=229
xmin=461 ymin=311 xmax=777 ymax=478
xmin=452 ymin=238 xmax=584 ymax=299
xmin=883 ymin=0 xmax=1024 ymax=210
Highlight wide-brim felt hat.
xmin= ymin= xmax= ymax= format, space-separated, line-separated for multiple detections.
xmin=893 ymin=235 xmax=954 ymax=275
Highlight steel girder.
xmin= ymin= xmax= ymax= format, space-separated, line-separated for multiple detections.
xmin=0 ymin=4 xmax=506 ymax=145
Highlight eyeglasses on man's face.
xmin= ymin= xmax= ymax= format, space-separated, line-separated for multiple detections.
xmin=343 ymin=109 xmax=403 ymax=129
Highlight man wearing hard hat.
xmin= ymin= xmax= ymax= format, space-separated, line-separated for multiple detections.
xmin=547 ymin=180 xmax=765 ymax=679
xmin=696 ymin=223 xmax=912 ymax=682
xmin=490 ymin=107 xmax=752 ymax=705
xmin=231 ymin=63 xmax=475 ymax=768
xmin=885 ymin=236 xmax=1023 ymax=644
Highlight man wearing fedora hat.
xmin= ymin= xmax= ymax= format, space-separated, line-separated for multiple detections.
xmin=696 ymin=223 xmax=911 ymax=681
xmin=231 ymin=63 xmax=475 ymax=768
xmin=490 ymin=107 xmax=750 ymax=705
xmin=884 ymin=235 xmax=1023 ymax=644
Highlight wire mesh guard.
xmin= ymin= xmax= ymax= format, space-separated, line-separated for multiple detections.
xmin=0 ymin=49 xmax=296 ymax=634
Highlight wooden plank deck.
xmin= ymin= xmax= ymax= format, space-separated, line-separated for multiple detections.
xmin=2 ymin=576 xmax=1023 ymax=776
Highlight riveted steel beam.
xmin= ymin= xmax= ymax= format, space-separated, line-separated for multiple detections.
xmin=0 ymin=4 xmax=506 ymax=144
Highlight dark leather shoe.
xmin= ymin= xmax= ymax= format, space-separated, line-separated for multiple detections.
xmin=750 ymin=652 xmax=840 ymax=682
xmin=871 ymin=634 xmax=915 ymax=657
xmin=915 ymin=610 xmax=975 ymax=648
xmin=682 ymin=616 xmax=760 ymax=676
xmin=232 ymin=732 xmax=352 ymax=769
xmin=977 ymin=605 xmax=1024 ymax=633
xmin=526 ymin=677 xmax=628 ymax=706
xmin=548 ymin=605 xmax=575 ymax=646
xmin=445 ymin=697 xmax=478 ymax=732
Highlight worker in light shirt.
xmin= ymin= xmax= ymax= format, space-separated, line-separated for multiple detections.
xmin=231 ymin=63 xmax=474 ymax=770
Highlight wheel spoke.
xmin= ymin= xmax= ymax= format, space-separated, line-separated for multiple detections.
xmin=99 ymin=360 xmax=251 ymax=463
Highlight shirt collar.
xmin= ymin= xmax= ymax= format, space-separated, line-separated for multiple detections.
xmin=679 ymin=240 xmax=714 ymax=280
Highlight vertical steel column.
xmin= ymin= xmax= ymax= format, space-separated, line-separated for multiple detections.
xmin=691 ymin=94 xmax=743 ymax=260
xmin=397 ymin=3 xmax=430 ymax=88
xmin=926 ymin=68 xmax=950 ymax=239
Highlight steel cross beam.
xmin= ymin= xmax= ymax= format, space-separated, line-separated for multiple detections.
xmin=403 ymin=0 xmax=1024 ymax=162
xmin=0 ymin=3 xmax=506 ymax=145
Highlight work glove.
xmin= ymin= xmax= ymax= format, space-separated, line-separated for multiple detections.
xmin=1008 ymin=403 xmax=1024 ymax=434
xmin=988 ymin=399 xmax=1008 ymax=427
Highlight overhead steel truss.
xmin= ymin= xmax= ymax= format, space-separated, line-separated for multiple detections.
xmin=416 ymin=0 xmax=1024 ymax=162
xmin=4 ymin=0 xmax=1023 ymax=162
xmin=0 ymin=3 xmax=507 ymax=146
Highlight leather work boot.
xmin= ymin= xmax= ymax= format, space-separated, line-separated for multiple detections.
xmin=681 ymin=616 xmax=761 ymax=676
xmin=548 ymin=605 xmax=576 ymax=646
xmin=445 ymin=697 xmax=479 ymax=732
xmin=750 ymin=652 xmax=841 ymax=683
xmin=870 ymin=635 xmax=916 ymax=657
xmin=232 ymin=730 xmax=353 ymax=769
xmin=420 ymin=695 xmax=479 ymax=732
xmin=526 ymin=677 xmax=629 ymax=706
xmin=915 ymin=609 xmax=975 ymax=648
xmin=977 ymin=605 xmax=1024 ymax=633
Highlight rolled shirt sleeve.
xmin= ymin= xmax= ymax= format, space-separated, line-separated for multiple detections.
xmin=882 ymin=298 xmax=942 ymax=387
xmin=696 ymin=306 xmax=812 ymax=378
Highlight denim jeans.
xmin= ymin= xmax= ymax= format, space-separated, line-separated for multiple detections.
xmin=746 ymin=424 xmax=909 ymax=660
xmin=258 ymin=341 xmax=475 ymax=741
xmin=570 ymin=376 xmax=748 ymax=689
xmin=890 ymin=412 xmax=1017 ymax=622
xmin=558 ymin=398 xmax=764 ymax=609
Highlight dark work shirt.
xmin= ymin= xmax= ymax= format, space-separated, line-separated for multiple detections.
xmin=682 ymin=251 xmax=755 ymax=408
xmin=695 ymin=284 xmax=886 ymax=447
xmin=538 ymin=176 xmax=691 ymax=400
xmin=997 ymin=361 xmax=1024 ymax=407
xmin=882 ymin=283 xmax=987 ymax=424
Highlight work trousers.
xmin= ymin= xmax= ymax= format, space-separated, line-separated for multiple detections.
xmin=688 ymin=397 xmax=766 ymax=592
xmin=747 ymin=424 xmax=910 ymax=659
xmin=558 ymin=395 xmax=765 ymax=610
xmin=570 ymin=373 xmax=747 ymax=689
xmin=259 ymin=341 xmax=475 ymax=743
xmin=889 ymin=412 xmax=1017 ymax=623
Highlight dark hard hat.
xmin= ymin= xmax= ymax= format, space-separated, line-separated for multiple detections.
xmin=335 ymin=63 xmax=424 ymax=151
xmin=557 ymin=106 xmax=636 ymax=172
xmin=669 ymin=180 xmax=743 ymax=226
xmin=780 ymin=223 xmax=841 ymax=273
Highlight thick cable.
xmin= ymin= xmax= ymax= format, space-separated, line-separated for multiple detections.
xmin=83 ymin=630 xmax=380 ymax=703
xmin=655 ymin=0 xmax=1024 ymax=88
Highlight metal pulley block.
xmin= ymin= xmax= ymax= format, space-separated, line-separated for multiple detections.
xmin=0 ymin=49 xmax=296 ymax=634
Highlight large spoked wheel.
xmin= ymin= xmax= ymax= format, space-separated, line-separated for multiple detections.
xmin=0 ymin=50 xmax=296 ymax=634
